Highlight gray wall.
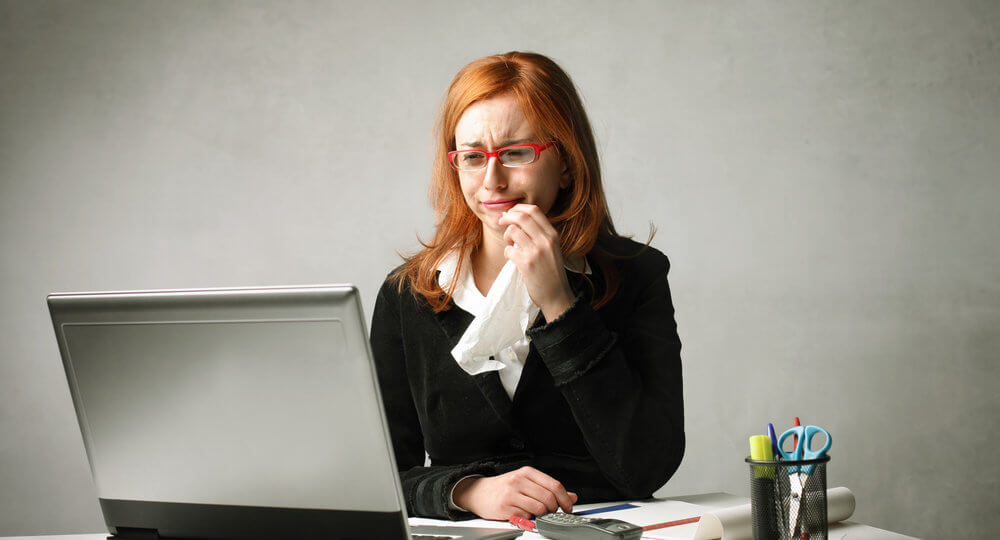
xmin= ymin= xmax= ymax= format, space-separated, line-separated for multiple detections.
xmin=2 ymin=1 xmax=997 ymax=538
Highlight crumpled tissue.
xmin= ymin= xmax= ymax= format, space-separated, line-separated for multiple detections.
xmin=450 ymin=259 xmax=539 ymax=376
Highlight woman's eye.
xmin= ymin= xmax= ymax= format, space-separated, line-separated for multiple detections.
xmin=501 ymin=148 xmax=533 ymax=163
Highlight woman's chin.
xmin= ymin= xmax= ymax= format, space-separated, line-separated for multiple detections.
xmin=478 ymin=221 xmax=507 ymax=241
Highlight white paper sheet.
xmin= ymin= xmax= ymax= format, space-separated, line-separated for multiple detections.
xmin=407 ymin=500 xmax=706 ymax=540
xmin=567 ymin=500 xmax=707 ymax=540
xmin=408 ymin=487 xmax=857 ymax=540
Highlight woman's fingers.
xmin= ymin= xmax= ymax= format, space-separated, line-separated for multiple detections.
xmin=520 ymin=467 xmax=575 ymax=513
xmin=512 ymin=493 xmax=552 ymax=517
xmin=498 ymin=206 xmax=575 ymax=320
xmin=502 ymin=207 xmax=554 ymax=243
xmin=517 ymin=477 xmax=561 ymax=514
xmin=507 ymin=203 xmax=556 ymax=236
xmin=503 ymin=222 xmax=532 ymax=249
xmin=506 ymin=506 xmax=533 ymax=520
xmin=500 ymin=209 xmax=557 ymax=263
xmin=457 ymin=468 xmax=576 ymax=521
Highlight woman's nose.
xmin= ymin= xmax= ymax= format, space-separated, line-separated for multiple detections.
xmin=481 ymin=156 xmax=507 ymax=190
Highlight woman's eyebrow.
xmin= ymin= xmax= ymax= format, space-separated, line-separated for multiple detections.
xmin=457 ymin=137 xmax=532 ymax=149
xmin=500 ymin=138 xmax=532 ymax=146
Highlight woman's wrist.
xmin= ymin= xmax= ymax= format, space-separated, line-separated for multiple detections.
xmin=539 ymin=286 xmax=576 ymax=323
xmin=451 ymin=475 xmax=483 ymax=511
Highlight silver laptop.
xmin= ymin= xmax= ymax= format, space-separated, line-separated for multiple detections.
xmin=47 ymin=285 xmax=520 ymax=540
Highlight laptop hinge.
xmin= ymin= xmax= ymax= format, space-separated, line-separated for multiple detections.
xmin=109 ymin=527 xmax=160 ymax=540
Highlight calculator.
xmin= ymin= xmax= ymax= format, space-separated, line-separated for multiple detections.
xmin=535 ymin=512 xmax=643 ymax=540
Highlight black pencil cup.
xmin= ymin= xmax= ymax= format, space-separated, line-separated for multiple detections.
xmin=746 ymin=455 xmax=830 ymax=540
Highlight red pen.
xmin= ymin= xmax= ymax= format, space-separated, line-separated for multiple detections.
xmin=508 ymin=516 xmax=535 ymax=533
xmin=643 ymin=516 xmax=701 ymax=530
xmin=793 ymin=416 xmax=801 ymax=448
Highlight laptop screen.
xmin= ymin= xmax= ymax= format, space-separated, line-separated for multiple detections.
xmin=48 ymin=285 xmax=411 ymax=539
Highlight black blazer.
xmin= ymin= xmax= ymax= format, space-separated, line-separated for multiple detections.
xmin=369 ymin=236 xmax=684 ymax=520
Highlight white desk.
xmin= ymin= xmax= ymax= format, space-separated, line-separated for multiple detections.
xmin=0 ymin=493 xmax=919 ymax=540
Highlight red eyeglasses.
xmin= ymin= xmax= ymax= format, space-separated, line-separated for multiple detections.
xmin=447 ymin=142 xmax=554 ymax=171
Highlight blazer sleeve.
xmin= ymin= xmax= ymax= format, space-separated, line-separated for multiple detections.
xmin=526 ymin=254 xmax=685 ymax=498
xmin=369 ymin=275 xmax=496 ymax=519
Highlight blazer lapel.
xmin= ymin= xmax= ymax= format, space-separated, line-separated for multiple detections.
xmin=432 ymin=304 xmax=516 ymax=429
xmin=472 ymin=371 xmax=514 ymax=428
xmin=432 ymin=302 xmax=473 ymax=350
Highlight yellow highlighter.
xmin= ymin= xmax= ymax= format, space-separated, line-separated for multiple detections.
xmin=749 ymin=434 xmax=780 ymax=538
xmin=749 ymin=434 xmax=775 ymax=478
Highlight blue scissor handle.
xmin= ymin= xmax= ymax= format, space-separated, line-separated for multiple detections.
xmin=778 ymin=425 xmax=832 ymax=474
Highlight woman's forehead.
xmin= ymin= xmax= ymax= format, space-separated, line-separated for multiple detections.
xmin=454 ymin=94 xmax=535 ymax=145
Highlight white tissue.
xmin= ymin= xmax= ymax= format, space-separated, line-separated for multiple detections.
xmin=450 ymin=260 xmax=539 ymax=376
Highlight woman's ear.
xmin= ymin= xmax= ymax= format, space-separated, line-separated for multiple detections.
xmin=559 ymin=161 xmax=571 ymax=189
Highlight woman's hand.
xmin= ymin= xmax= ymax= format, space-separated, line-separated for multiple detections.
xmin=498 ymin=204 xmax=576 ymax=322
xmin=452 ymin=466 xmax=578 ymax=520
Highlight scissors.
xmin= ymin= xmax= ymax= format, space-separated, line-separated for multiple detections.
xmin=778 ymin=425 xmax=832 ymax=536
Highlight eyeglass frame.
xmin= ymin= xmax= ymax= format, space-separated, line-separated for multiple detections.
xmin=447 ymin=141 xmax=555 ymax=171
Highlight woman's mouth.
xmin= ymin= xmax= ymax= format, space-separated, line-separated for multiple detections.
xmin=482 ymin=198 xmax=521 ymax=211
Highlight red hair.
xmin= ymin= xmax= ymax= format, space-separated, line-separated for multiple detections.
xmin=393 ymin=51 xmax=640 ymax=311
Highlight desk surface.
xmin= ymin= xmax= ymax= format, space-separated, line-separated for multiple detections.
xmin=0 ymin=493 xmax=918 ymax=540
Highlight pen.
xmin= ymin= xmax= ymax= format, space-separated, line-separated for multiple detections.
xmin=643 ymin=516 xmax=701 ymax=531
xmin=793 ymin=416 xmax=801 ymax=448
xmin=767 ymin=423 xmax=779 ymax=457
xmin=508 ymin=516 xmax=535 ymax=532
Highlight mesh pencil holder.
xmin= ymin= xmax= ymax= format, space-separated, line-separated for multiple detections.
xmin=746 ymin=455 xmax=830 ymax=540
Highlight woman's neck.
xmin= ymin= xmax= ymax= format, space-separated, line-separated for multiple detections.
xmin=470 ymin=230 xmax=507 ymax=296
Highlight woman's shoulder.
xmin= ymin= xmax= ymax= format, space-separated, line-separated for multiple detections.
xmin=375 ymin=264 xmax=410 ymax=302
xmin=596 ymin=235 xmax=671 ymax=276
xmin=376 ymin=262 xmax=438 ymax=312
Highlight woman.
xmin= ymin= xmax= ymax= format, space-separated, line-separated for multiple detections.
xmin=370 ymin=51 xmax=684 ymax=521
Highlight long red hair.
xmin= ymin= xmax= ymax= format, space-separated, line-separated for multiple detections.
xmin=393 ymin=51 xmax=637 ymax=312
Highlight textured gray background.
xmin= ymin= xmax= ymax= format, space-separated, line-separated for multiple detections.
xmin=2 ymin=1 xmax=998 ymax=538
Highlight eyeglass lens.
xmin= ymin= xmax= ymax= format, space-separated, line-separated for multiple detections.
xmin=452 ymin=146 xmax=537 ymax=170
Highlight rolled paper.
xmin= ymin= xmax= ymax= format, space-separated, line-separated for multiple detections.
xmin=692 ymin=486 xmax=856 ymax=540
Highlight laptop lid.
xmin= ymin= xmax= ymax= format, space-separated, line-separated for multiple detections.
xmin=47 ymin=284 xmax=412 ymax=539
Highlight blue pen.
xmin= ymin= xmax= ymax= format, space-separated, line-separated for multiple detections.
xmin=767 ymin=423 xmax=780 ymax=458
